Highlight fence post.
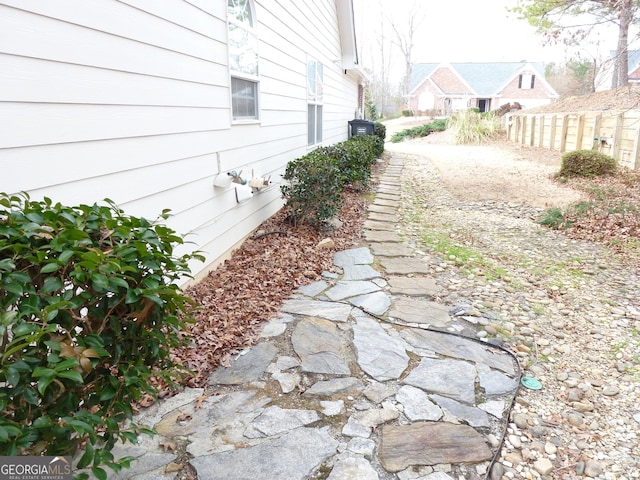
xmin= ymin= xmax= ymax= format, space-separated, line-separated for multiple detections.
xmin=529 ymin=115 xmax=536 ymax=146
xmin=559 ymin=114 xmax=569 ymax=153
xmin=612 ymin=113 xmax=624 ymax=161
xmin=549 ymin=114 xmax=557 ymax=150
xmin=576 ymin=114 xmax=585 ymax=149
xmin=536 ymin=115 xmax=544 ymax=147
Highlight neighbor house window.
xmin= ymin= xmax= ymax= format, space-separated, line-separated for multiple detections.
xmin=307 ymin=59 xmax=323 ymax=145
xmin=228 ymin=0 xmax=259 ymax=121
xmin=519 ymin=74 xmax=535 ymax=89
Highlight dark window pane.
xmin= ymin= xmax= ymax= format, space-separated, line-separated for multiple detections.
xmin=232 ymin=77 xmax=258 ymax=120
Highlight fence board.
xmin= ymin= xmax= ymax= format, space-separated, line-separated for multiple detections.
xmin=503 ymin=110 xmax=640 ymax=169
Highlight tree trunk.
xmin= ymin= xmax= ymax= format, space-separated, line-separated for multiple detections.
xmin=612 ymin=0 xmax=632 ymax=88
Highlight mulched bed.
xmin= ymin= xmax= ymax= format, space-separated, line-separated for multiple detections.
xmin=167 ymin=161 xmax=384 ymax=389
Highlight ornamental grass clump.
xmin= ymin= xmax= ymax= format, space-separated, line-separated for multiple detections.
xmin=0 ymin=193 xmax=202 ymax=479
xmin=448 ymin=109 xmax=501 ymax=144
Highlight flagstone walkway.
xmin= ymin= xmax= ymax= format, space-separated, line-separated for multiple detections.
xmin=104 ymin=154 xmax=521 ymax=480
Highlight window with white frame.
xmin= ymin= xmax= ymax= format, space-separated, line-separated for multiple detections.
xmin=228 ymin=0 xmax=259 ymax=121
xmin=519 ymin=73 xmax=535 ymax=89
xmin=307 ymin=59 xmax=324 ymax=145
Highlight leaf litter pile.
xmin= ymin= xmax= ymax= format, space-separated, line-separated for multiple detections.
xmin=168 ymin=168 xmax=380 ymax=390
xmin=558 ymin=168 xmax=640 ymax=254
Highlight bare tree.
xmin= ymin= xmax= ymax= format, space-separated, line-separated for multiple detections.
xmin=387 ymin=1 xmax=426 ymax=108
xmin=513 ymin=0 xmax=640 ymax=89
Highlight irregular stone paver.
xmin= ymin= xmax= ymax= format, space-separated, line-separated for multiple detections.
xmin=208 ymin=342 xmax=278 ymax=385
xmin=353 ymin=317 xmax=409 ymax=381
xmin=401 ymin=328 xmax=516 ymax=374
xmin=478 ymin=369 xmax=519 ymax=396
xmin=334 ymin=247 xmax=374 ymax=266
xmin=342 ymin=264 xmax=381 ymax=281
xmin=396 ymin=385 xmax=443 ymax=421
xmin=364 ymin=230 xmax=402 ymax=243
xmin=430 ymin=394 xmax=490 ymax=428
xmin=348 ymin=291 xmax=391 ymax=316
xmin=320 ymin=400 xmax=344 ymax=416
xmin=368 ymin=211 xmax=397 ymax=222
xmin=403 ymin=358 xmax=477 ymax=404
xmin=364 ymin=220 xmax=396 ymax=231
xmin=259 ymin=318 xmax=288 ymax=338
xmin=177 ymin=391 xmax=270 ymax=457
xmin=271 ymin=371 xmax=300 ymax=393
xmin=378 ymin=257 xmax=431 ymax=274
xmin=363 ymin=382 xmax=397 ymax=403
xmin=325 ymin=280 xmax=380 ymax=301
xmin=247 ymin=405 xmax=320 ymax=437
xmin=387 ymin=275 xmax=442 ymax=296
xmin=347 ymin=438 xmax=376 ymax=457
xmin=303 ymin=377 xmax=364 ymax=397
xmin=280 ymin=298 xmax=352 ymax=322
xmin=297 ymin=280 xmax=329 ymax=297
xmin=191 ymin=427 xmax=338 ymax=480
xmin=478 ymin=400 xmax=506 ymax=418
xmin=378 ymin=422 xmax=493 ymax=472
xmin=291 ymin=317 xmax=351 ymax=375
xmin=377 ymin=192 xmax=401 ymax=200
xmin=368 ymin=204 xmax=397 ymax=215
xmin=389 ymin=297 xmax=451 ymax=327
xmin=328 ymin=456 xmax=379 ymax=480
xmin=369 ymin=242 xmax=414 ymax=257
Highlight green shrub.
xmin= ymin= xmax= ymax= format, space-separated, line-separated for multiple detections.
xmin=281 ymin=150 xmax=343 ymax=230
xmin=448 ymin=109 xmax=501 ymax=144
xmin=401 ymin=109 xmax=414 ymax=117
xmin=281 ymin=135 xmax=382 ymax=230
xmin=373 ymin=122 xmax=386 ymax=142
xmin=390 ymin=118 xmax=447 ymax=143
xmin=0 ymin=194 xmax=202 ymax=478
xmin=350 ymin=133 xmax=384 ymax=160
xmin=559 ymin=150 xmax=616 ymax=178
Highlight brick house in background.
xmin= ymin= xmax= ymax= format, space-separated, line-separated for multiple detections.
xmin=408 ymin=62 xmax=558 ymax=115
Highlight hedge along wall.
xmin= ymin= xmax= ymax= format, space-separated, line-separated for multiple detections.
xmin=503 ymin=110 xmax=640 ymax=170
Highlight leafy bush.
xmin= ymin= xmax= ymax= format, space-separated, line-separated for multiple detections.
xmin=373 ymin=122 xmax=386 ymax=142
xmin=559 ymin=150 xmax=616 ymax=178
xmin=401 ymin=109 xmax=414 ymax=117
xmin=0 ymin=194 xmax=202 ymax=479
xmin=448 ymin=109 xmax=501 ymax=144
xmin=390 ymin=118 xmax=447 ymax=143
xmin=281 ymin=135 xmax=383 ymax=230
xmin=281 ymin=150 xmax=343 ymax=230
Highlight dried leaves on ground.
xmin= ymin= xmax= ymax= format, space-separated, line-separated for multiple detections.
xmin=559 ymin=168 xmax=640 ymax=256
xmin=169 ymin=171 xmax=379 ymax=388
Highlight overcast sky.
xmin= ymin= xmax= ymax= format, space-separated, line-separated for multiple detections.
xmin=353 ymin=0 xmax=624 ymax=72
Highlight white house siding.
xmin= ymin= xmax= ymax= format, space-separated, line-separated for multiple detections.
xmin=0 ymin=0 xmax=361 ymax=282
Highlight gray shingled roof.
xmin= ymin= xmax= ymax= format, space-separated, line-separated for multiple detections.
xmin=409 ymin=63 xmax=438 ymax=92
xmin=409 ymin=62 xmax=546 ymax=95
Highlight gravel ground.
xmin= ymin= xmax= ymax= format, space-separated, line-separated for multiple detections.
xmin=388 ymin=139 xmax=640 ymax=480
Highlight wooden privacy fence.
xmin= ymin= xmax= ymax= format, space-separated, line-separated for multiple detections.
xmin=503 ymin=110 xmax=640 ymax=170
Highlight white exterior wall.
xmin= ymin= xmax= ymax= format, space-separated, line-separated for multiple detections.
xmin=0 ymin=0 xmax=361 ymax=281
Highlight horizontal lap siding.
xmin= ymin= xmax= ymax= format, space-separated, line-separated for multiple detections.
xmin=1 ymin=0 xmax=359 ymax=281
